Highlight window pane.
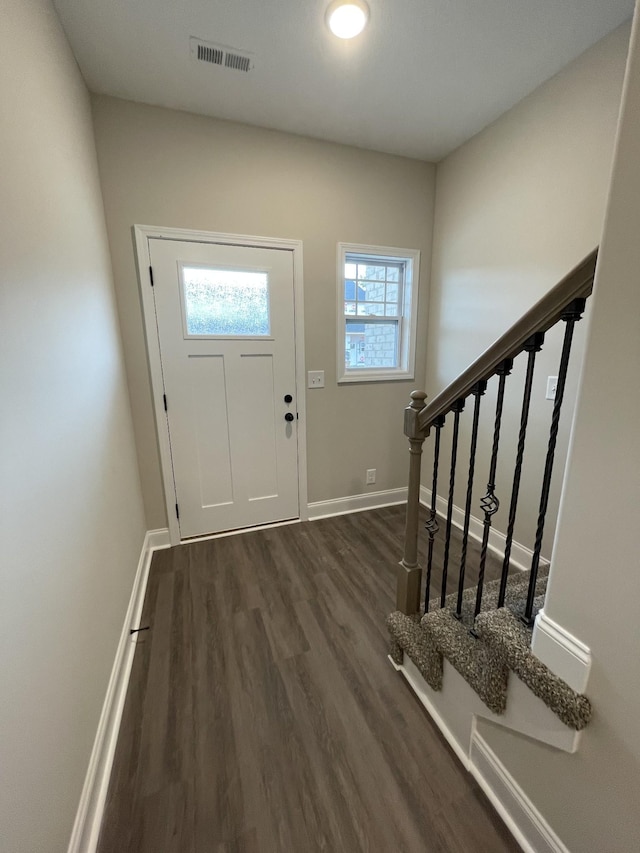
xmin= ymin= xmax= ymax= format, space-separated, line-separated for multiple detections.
xmin=345 ymin=320 xmax=398 ymax=368
xmin=385 ymin=282 xmax=399 ymax=302
xmin=344 ymin=301 xmax=356 ymax=315
xmin=345 ymin=262 xmax=357 ymax=279
xmin=386 ymin=266 xmax=400 ymax=282
xmin=344 ymin=276 xmax=358 ymax=301
xmin=182 ymin=267 xmax=270 ymax=336
xmin=358 ymin=279 xmax=386 ymax=302
xmin=384 ymin=303 xmax=399 ymax=316
xmin=357 ymin=302 xmax=385 ymax=316
xmin=357 ymin=264 xmax=387 ymax=281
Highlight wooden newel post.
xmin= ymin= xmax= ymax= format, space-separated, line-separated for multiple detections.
xmin=397 ymin=390 xmax=428 ymax=614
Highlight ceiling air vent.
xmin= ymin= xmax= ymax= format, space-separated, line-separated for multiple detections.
xmin=197 ymin=44 xmax=223 ymax=66
xmin=190 ymin=37 xmax=253 ymax=73
xmin=225 ymin=52 xmax=251 ymax=73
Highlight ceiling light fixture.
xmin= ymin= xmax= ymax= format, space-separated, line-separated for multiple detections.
xmin=326 ymin=0 xmax=370 ymax=40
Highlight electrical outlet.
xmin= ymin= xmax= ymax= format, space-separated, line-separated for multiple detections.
xmin=366 ymin=468 xmax=376 ymax=485
xmin=546 ymin=376 xmax=558 ymax=401
xmin=308 ymin=370 xmax=325 ymax=389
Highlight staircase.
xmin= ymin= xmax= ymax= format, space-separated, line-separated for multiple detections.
xmin=388 ymin=251 xmax=597 ymax=758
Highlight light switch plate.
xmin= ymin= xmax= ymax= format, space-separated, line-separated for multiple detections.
xmin=308 ymin=370 xmax=325 ymax=388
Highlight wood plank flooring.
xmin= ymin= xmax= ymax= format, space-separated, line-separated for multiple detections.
xmin=98 ymin=505 xmax=519 ymax=853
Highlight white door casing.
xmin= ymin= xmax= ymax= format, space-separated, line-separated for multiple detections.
xmin=134 ymin=226 xmax=308 ymax=544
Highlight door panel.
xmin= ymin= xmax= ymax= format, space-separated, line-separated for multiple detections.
xmin=188 ymin=355 xmax=234 ymax=509
xmin=237 ymin=354 xmax=279 ymax=501
xmin=149 ymin=238 xmax=299 ymax=538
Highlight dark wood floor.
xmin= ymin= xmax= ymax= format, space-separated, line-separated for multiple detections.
xmin=98 ymin=505 xmax=519 ymax=853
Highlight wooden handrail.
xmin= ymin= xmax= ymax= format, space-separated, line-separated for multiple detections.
xmin=418 ymin=249 xmax=597 ymax=432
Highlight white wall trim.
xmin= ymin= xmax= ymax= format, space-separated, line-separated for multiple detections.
xmin=419 ymin=486 xmax=546 ymax=573
xmin=132 ymin=225 xmax=308 ymax=544
xmin=308 ymin=487 xmax=407 ymax=520
xmin=67 ymin=529 xmax=170 ymax=853
xmin=477 ymin=676 xmax=582 ymax=754
xmin=532 ymin=609 xmax=591 ymax=694
xmin=470 ymin=727 xmax=570 ymax=853
xmin=336 ymin=242 xmax=421 ymax=384
xmin=146 ymin=528 xmax=171 ymax=550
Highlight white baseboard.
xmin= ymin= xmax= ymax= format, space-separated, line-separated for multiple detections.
xmin=419 ymin=486 xmax=547 ymax=573
xmin=307 ymin=487 xmax=407 ymax=520
xmin=146 ymin=527 xmax=170 ymax=550
xmin=532 ymin=609 xmax=591 ymax=694
xmin=470 ymin=727 xmax=570 ymax=853
xmin=67 ymin=528 xmax=170 ymax=853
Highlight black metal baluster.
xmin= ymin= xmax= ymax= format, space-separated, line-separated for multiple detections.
xmin=498 ymin=332 xmax=545 ymax=608
xmin=522 ymin=298 xmax=586 ymax=624
xmin=474 ymin=360 xmax=513 ymax=622
xmin=456 ymin=381 xmax=487 ymax=617
xmin=424 ymin=415 xmax=445 ymax=614
xmin=441 ymin=398 xmax=465 ymax=607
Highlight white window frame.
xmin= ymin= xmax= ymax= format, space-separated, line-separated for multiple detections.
xmin=337 ymin=242 xmax=420 ymax=383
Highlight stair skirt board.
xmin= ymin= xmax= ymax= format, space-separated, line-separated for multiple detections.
xmin=400 ymin=644 xmax=583 ymax=744
xmin=67 ymin=528 xmax=171 ymax=853
xmin=470 ymin=728 xmax=571 ymax=853
xmin=392 ymin=655 xmax=572 ymax=853
xmin=419 ymin=485 xmax=546 ymax=572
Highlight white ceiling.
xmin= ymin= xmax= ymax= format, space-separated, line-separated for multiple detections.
xmin=53 ymin=0 xmax=633 ymax=161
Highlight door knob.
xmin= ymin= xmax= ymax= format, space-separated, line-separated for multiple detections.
xmin=284 ymin=413 xmax=295 ymax=422
xmin=284 ymin=394 xmax=293 ymax=403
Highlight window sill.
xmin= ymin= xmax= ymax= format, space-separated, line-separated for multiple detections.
xmin=337 ymin=368 xmax=415 ymax=384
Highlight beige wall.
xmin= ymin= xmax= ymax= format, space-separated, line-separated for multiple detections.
xmin=425 ymin=24 xmax=629 ymax=552
xmin=479 ymin=9 xmax=640 ymax=849
xmin=90 ymin=96 xmax=435 ymax=529
xmin=0 ymin=2 xmax=146 ymax=851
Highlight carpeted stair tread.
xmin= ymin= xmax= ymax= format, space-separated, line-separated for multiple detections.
xmin=474 ymin=609 xmax=592 ymax=729
xmin=388 ymin=612 xmax=443 ymax=690
xmin=421 ymin=609 xmax=509 ymax=714
xmin=424 ymin=563 xmax=550 ymax=629
xmin=387 ymin=566 xmax=592 ymax=731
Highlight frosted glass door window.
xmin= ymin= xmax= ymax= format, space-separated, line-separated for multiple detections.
xmin=182 ymin=266 xmax=270 ymax=336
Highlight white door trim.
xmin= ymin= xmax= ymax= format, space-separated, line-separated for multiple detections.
xmin=133 ymin=225 xmax=308 ymax=545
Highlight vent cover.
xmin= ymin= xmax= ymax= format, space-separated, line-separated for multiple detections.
xmin=197 ymin=44 xmax=223 ymax=66
xmin=225 ymin=52 xmax=251 ymax=73
xmin=190 ymin=37 xmax=253 ymax=73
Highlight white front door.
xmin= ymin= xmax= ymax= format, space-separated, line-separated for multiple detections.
xmin=149 ymin=238 xmax=300 ymax=538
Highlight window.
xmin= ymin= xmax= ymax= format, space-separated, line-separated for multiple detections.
xmin=180 ymin=265 xmax=271 ymax=337
xmin=337 ymin=243 xmax=420 ymax=382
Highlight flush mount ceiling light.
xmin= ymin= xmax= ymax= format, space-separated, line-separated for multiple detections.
xmin=326 ymin=0 xmax=370 ymax=39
